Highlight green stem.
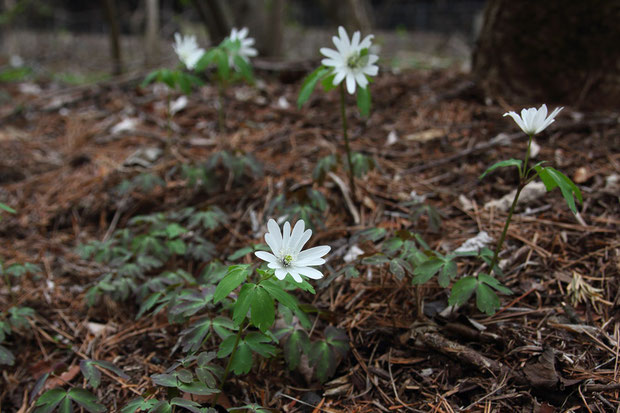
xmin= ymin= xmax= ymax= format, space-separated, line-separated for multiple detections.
xmin=488 ymin=184 xmax=523 ymax=275
xmin=339 ymin=84 xmax=357 ymax=202
xmin=522 ymin=134 xmax=533 ymax=179
xmin=212 ymin=320 xmax=245 ymax=407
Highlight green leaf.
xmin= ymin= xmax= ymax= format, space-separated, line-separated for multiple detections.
xmin=227 ymin=246 xmax=254 ymax=261
xmin=320 ymin=73 xmax=337 ymax=91
xmin=284 ymin=330 xmax=310 ymax=370
xmin=177 ymin=381 xmax=219 ymax=395
xmin=479 ymin=159 xmax=522 ymax=180
xmin=297 ymin=66 xmax=331 ymax=108
xmin=260 ymin=279 xmax=299 ymax=312
xmin=67 ymin=388 xmax=106 ymax=413
xmin=58 ymin=397 xmax=72 ymax=413
xmin=389 ymin=258 xmax=405 ymax=280
xmin=34 ymin=388 xmax=67 ymax=413
xmin=91 ymin=360 xmax=130 ymax=380
xmin=448 ymin=276 xmax=478 ymax=306
xmin=244 ymin=332 xmax=277 ymax=358
xmin=309 ymin=341 xmax=334 ymax=383
xmin=151 ymin=401 xmax=172 ymax=413
xmin=478 ymin=273 xmax=512 ymax=295
xmin=171 ymin=398 xmax=203 ymax=413
xmin=356 ymin=86 xmax=371 ymax=117
xmin=215 ymin=48 xmax=230 ymax=81
xmin=535 ymin=166 xmax=582 ymax=214
xmin=121 ymin=398 xmax=157 ymax=413
xmin=195 ymin=49 xmax=219 ymax=72
xmin=0 ymin=202 xmax=16 ymax=214
xmin=250 ymin=287 xmax=275 ymax=332
xmin=136 ymin=291 xmax=163 ymax=319
xmin=179 ymin=317 xmax=212 ymax=353
xmin=475 ymin=283 xmax=501 ymax=315
xmin=0 ymin=344 xmax=15 ymax=365
xmin=141 ymin=69 xmax=160 ymax=87
xmin=312 ymin=154 xmax=338 ymax=184
xmin=80 ymin=360 xmax=101 ymax=388
xmin=411 ymin=258 xmax=443 ymax=284
xmin=438 ymin=259 xmax=457 ymax=288
xmin=233 ymin=283 xmax=255 ymax=326
xmin=213 ymin=265 xmax=251 ymax=304
xmin=230 ymin=340 xmax=253 ymax=375
xmin=233 ymin=55 xmax=253 ymax=82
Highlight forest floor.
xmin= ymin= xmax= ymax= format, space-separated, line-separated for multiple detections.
xmin=0 ymin=66 xmax=619 ymax=412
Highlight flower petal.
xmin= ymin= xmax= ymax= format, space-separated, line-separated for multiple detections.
xmin=282 ymin=221 xmax=291 ymax=249
xmin=287 ymin=269 xmax=303 ymax=283
xmin=346 ymin=73 xmax=356 ymax=94
xmin=355 ymin=72 xmax=368 ymax=89
xmin=351 ymin=31 xmax=361 ymax=50
xmin=297 ymin=246 xmax=331 ymax=262
xmin=255 ymin=251 xmax=278 ymax=263
xmin=503 ymin=111 xmax=526 ymax=133
xmin=266 ymin=219 xmax=282 ymax=251
xmin=296 ymin=266 xmax=324 ymax=280
xmin=275 ymin=268 xmax=288 ymax=280
xmin=332 ymin=69 xmax=346 ymax=85
xmin=320 ymin=47 xmax=341 ymax=60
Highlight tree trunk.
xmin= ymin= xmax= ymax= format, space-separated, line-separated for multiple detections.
xmin=144 ymin=0 xmax=159 ymax=66
xmin=191 ymin=0 xmax=230 ymax=45
xmin=266 ymin=0 xmax=284 ymax=57
xmin=473 ymin=0 xmax=620 ymax=109
xmin=101 ymin=0 xmax=123 ymax=75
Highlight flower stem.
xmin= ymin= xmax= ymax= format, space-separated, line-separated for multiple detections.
xmin=339 ymin=83 xmax=357 ymax=202
xmin=522 ymin=134 xmax=533 ymax=179
xmin=488 ymin=133 xmax=534 ymax=275
xmin=212 ymin=320 xmax=245 ymax=407
xmin=488 ymin=183 xmax=523 ymax=275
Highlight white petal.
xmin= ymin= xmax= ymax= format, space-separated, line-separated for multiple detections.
xmin=355 ymin=72 xmax=368 ymax=89
xmin=275 ymin=268 xmax=288 ymax=280
xmin=322 ymin=58 xmax=341 ymax=68
xmin=266 ymin=219 xmax=282 ymax=249
xmin=239 ymin=27 xmax=248 ymax=39
xmin=338 ymin=26 xmax=349 ymax=47
xmin=363 ymin=64 xmax=378 ymax=76
xmin=255 ymin=251 xmax=278 ymax=263
xmin=359 ymin=34 xmax=374 ymax=50
xmin=367 ymin=54 xmax=379 ymax=65
xmin=297 ymin=245 xmax=330 ymax=262
xmin=289 ymin=220 xmax=305 ymax=252
xmin=532 ymin=104 xmax=548 ymax=131
xmin=295 ymin=256 xmax=326 ymax=267
xmin=333 ymin=69 xmax=346 ymax=85
xmin=296 ymin=266 xmax=324 ymax=280
xmin=503 ymin=111 xmax=526 ymax=133
xmin=320 ymin=48 xmax=341 ymax=60
xmin=293 ymin=229 xmax=313 ymax=254
xmin=282 ymin=221 xmax=291 ymax=249
xmin=351 ymin=31 xmax=361 ymax=49
xmin=346 ymin=73 xmax=356 ymax=94
xmin=287 ymin=269 xmax=303 ymax=283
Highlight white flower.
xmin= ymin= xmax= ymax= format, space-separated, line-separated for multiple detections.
xmin=172 ymin=33 xmax=205 ymax=70
xmin=503 ymin=104 xmax=563 ymax=136
xmin=320 ymin=26 xmax=379 ymax=94
xmin=228 ymin=27 xmax=258 ymax=66
xmin=255 ymin=219 xmax=330 ymax=283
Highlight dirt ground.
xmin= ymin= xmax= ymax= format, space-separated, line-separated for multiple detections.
xmin=0 ymin=63 xmax=619 ymax=412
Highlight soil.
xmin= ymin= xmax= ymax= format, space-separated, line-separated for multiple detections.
xmin=0 ymin=65 xmax=619 ymax=412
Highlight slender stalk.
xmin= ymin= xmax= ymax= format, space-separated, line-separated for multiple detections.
xmin=212 ymin=320 xmax=245 ymax=407
xmin=488 ymin=133 xmax=534 ymax=274
xmin=522 ymin=134 xmax=533 ymax=179
xmin=339 ymin=84 xmax=357 ymax=201
xmin=488 ymin=184 xmax=523 ymax=274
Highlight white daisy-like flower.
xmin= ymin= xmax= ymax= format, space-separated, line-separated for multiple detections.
xmin=255 ymin=219 xmax=330 ymax=283
xmin=172 ymin=33 xmax=205 ymax=70
xmin=320 ymin=26 xmax=379 ymax=95
xmin=503 ymin=104 xmax=563 ymax=136
xmin=228 ymin=27 xmax=258 ymax=66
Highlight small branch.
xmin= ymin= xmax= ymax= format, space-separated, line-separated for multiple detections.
xmin=328 ymin=172 xmax=360 ymax=225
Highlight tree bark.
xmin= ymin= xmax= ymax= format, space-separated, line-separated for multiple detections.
xmin=144 ymin=0 xmax=159 ymax=66
xmin=473 ymin=0 xmax=620 ymax=109
xmin=191 ymin=0 xmax=230 ymax=45
xmin=101 ymin=0 xmax=123 ymax=75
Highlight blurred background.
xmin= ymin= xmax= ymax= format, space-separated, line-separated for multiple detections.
xmin=0 ymin=0 xmax=484 ymax=80
xmin=0 ymin=0 xmax=618 ymax=108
